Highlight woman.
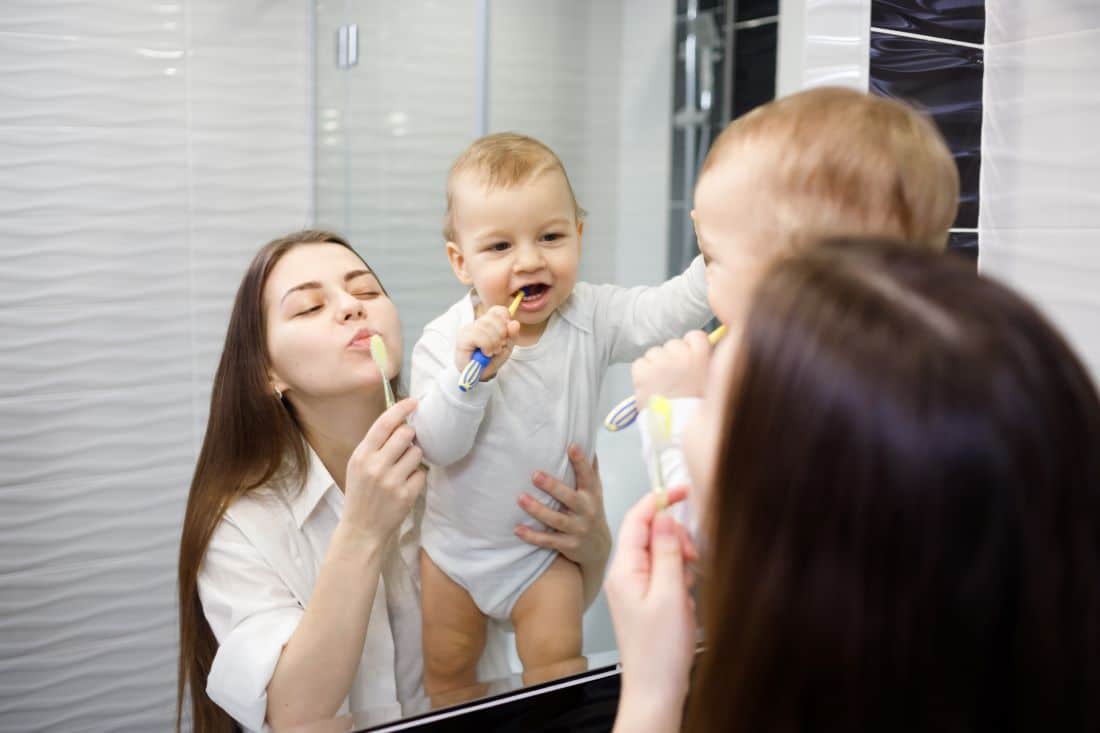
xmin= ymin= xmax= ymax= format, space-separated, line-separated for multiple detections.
xmin=177 ymin=230 xmax=612 ymax=733
xmin=608 ymin=238 xmax=1100 ymax=731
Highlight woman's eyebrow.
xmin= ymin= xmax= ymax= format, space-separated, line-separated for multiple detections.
xmin=281 ymin=269 xmax=374 ymax=303
xmin=281 ymin=281 xmax=321 ymax=303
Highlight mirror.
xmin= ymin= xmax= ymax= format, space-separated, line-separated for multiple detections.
xmin=0 ymin=0 xmax=799 ymax=730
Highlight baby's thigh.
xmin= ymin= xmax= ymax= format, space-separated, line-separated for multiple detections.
xmin=511 ymin=556 xmax=584 ymax=649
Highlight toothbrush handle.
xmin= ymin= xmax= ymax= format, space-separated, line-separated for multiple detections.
xmin=458 ymin=349 xmax=493 ymax=393
xmin=603 ymin=395 xmax=639 ymax=431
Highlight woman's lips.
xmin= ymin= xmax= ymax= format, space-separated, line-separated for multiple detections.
xmin=347 ymin=328 xmax=377 ymax=349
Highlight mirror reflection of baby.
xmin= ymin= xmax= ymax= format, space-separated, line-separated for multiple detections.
xmin=630 ymin=87 xmax=962 ymax=543
xmin=408 ymin=133 xmax=712 ymax=695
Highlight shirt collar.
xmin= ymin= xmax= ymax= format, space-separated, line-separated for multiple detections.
xmin=555 ymin=289 xmax=592 ymax=334
xmin=289 ymin=445 xmax=338 ymax=529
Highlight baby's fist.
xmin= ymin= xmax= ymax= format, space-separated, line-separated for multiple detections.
xmin=632 ymin=330 xmax=710 ymax=405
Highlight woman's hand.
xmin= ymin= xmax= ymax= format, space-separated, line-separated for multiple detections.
xmin=342 ymin=397 xmax=426 ymax=543
xmin=632 ymin=330 xmax=712 ymax=406
xmin=605 ymin=488 xmax=699 ymax=733
xmin=515 ymin=444 xmax=612 ymax=607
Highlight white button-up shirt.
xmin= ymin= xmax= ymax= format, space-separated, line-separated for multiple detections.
xmin=197 ymin=448 xmax=427 ymax=732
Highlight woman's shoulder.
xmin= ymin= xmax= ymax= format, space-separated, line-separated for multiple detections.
xmin=220 ymin=485 xmax=294 ymax=537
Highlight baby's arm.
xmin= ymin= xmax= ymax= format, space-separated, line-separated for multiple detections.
xmin=408 ymin=326 xmax=496 ymax=467
xmin=593 ymin=254 xmax=711 ymax=364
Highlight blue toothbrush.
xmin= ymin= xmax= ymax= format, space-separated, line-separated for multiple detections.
xmin=458 ymin=289 xmax=525 ymax=392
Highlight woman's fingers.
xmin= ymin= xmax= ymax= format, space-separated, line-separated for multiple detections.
xmin=373 ymin=422 xmax=417 ymax=467
xmin=514 ymin=525 xmax=570 ymax=553
xmin=357 ymin=397 xmax=418 ymax=455
xmin=517 ymin=493 xmax=574 ymax=532
xmin=567 ymin=444 xmax=602 ymax=498
xmin=391 ymin=442 xmax=425 ymax=482
xmin=531 ymin=470 xmax=578 ymax=511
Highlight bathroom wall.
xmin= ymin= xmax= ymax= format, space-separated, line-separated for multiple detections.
xmin=0 ymin=1 xmax=313 ymax=730
xmin=979 ymin=0 xmax=1100 ymax=381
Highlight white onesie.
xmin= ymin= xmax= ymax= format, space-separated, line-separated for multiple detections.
xmin=409 ymin=256 xmax=710 ymax=620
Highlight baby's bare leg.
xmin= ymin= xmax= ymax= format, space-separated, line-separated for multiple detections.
xmin=420 ymin=549 xmax=488 ymax=696
xmin=511 ymin=554 xmax=587 ymax=685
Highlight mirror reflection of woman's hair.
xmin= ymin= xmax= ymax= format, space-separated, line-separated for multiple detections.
xmin=176 ymin=230 xmax=395 ymax=733
xmin=689 ymin=238 xmax=1100 ymax=732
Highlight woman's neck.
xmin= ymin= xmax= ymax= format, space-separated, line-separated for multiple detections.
xmin=293 ymin=388 xmax=387 ymax=491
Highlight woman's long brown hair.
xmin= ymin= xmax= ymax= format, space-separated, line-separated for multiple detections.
xmin=688 ymin=238 xmax=1100 ymax=731
xmin=176 ymin=230 xmax=398 ymax=732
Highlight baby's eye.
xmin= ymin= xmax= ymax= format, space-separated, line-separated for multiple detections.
xmin=296 ymin=304 xmax=323 ymax=317
xmin=540 ymin=232 xmax=563 ymax=243
xmin=353 ymin=291 xmax=381 ymax=299
xmin=489 ymin=241 xmax=510 ymax=252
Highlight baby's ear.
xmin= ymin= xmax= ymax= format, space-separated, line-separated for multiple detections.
xmin=446 ymin=241 xmax=473 ymax=285
xmin=576 ymin=220 xmax=585 ymax=239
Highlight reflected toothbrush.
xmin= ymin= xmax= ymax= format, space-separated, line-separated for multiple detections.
xmin=370 ymin=334 xmax=395 ymax=409
xmin=603 ymin=324 xmax=727 ymax=432
xmin=647 ymin=395 xmax=674 ymax=511
xmin=458 ymin=289 xmax=525 ymax=393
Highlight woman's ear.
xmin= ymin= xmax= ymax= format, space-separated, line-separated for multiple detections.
xmin=446 ymin=241 xmax=474 ymax=285
xmin=269 ymin=371 xmax=288 ymax=399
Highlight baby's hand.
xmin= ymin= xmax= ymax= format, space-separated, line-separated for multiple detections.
xmin=455 ymin=305 xmax=521 ymax=381
xmin=632 ymin=330 xmax=710 ymax=406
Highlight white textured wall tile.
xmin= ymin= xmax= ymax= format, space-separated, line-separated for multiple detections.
xmin=0 ymin=127 xmax=187 ymax=219
xmin=189 ymin=0 xmax=310 ymax=48
xmin=0 ymin=0 xmax=313 ymax=729
xmin=0 ymin=303 xmax=191 ymax=399
xmin=803 ymin=0 xmax=870 ymax=90
xmin=0 ymin=33 xmax=186 ymax=128
xmin=0 ymin=465 xmax=190 ymax=577
xmin=0 ymin=619 xmax=177 ymax=731
xmin=0 ymin=555 xmax=178 ymax=656
xmin=0 ymin=1 xmax=184 ymax=45
xmin=0 ymin=386 xmax=193 ymax=487
xmin=980 ymin=28 xmax=1100 ymax=230
xmin=980 ymin=3 xmax=1100 ymax=385
xmin=188 ymin=45 xmax=310 ymax=134
xmin=986 ymin=0 xmax=1098 ymax=45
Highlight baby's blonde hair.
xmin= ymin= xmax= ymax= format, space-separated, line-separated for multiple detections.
xmin=443 ymin=132 xmax=585 ymax=243
xmin=701 ymin=87 xmax=959 ymax=251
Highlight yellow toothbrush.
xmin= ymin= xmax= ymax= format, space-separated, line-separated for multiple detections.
xmin=604 ymin=324 xmax=727 ymax=432
xmin=369 ymin=335 xmax=395 ymax=409
xmin=647 ymin=395 xmax=674 ymax=510
xmin=458 ymin=290 xmax=525 ymax=392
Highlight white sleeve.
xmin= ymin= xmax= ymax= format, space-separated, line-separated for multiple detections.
xmin=407 ymin=325 xmax=497 ymax=467
xmin=592 ymin=254 xmax=711 ymax=364
xmin=198 ymin=516 xmax=302 ymax=733
xmin=638 ymin=397 xmax=702 ymax=536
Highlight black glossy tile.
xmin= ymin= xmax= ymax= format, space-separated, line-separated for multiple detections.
xmin=737 ymin=0 xmax=779 ymax=21
xmin=732 ymin=22 xmax=777 ymax=118
xmin=870 ymin=32 xmax=984 ymax=229
xmin=872 ymin=0 xmax=985 ymax=46
xmin=947 ymin=230 xmax=978 ymax=263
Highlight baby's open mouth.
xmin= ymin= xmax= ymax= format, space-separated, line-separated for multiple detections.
xmin=520 ymin=284 xmax=549 ymax=300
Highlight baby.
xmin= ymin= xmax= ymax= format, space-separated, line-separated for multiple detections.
xmin=409 ymin=133 xmax=711 ymax=694
xmin=632 ymin=86 xmax=961 ymax=534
